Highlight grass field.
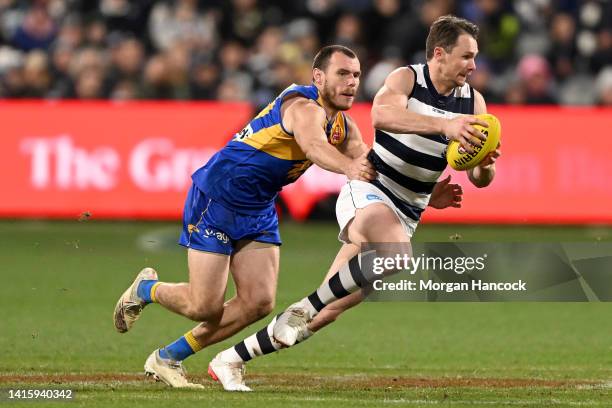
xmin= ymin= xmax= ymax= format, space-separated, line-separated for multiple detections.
xmin=1 ymin=220 xmax=612 ymax=407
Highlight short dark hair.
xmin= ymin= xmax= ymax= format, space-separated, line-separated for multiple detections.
xmin=312 ymin=45 xmax=357 ymax=72
xmin=425 ymin=15 xmax=479 ymax=60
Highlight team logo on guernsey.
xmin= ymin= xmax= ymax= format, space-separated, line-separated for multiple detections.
xmin=329 ymin=124 xmax=343 ymax=145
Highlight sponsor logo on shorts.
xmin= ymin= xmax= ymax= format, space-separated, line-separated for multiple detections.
xmin=203 ymin=228 xmax=229 ymax=244
xmin=366 ymin=194 xmax=382 ymax=201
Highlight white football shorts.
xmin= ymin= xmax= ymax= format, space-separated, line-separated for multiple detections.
xmin=335 ymin=180 xmax=419 ymax=244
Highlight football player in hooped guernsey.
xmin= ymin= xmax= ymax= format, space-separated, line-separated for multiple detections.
xmin=213 ymin=15 xmax=502 ymax=392
xmin=112 ymin=45 xmax=376 ymax=389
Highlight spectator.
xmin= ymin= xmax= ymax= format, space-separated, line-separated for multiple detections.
xmin=516 ymin=54 xmax=557 ymax=105
xmin=595 ymin=66 xmax=612 ymax=105
xmin=220 ymin=0 xmax=264 ymax=46
xmin=0 ymin=46 xmax=24 ymax=97
xmin=22 ymin=50 xmax=51 ymax=97
xmin=363 ymin=49 xmax=402 ymax=100
xmin=548 ymin=13 xmax=577 ymax=80
xmin=48 ymin=43 xmax=75 ymax=98
xmin=164 ymin=42 xmax=191 ymax=99
xmin=575 ymin=0 xmax=612 ymax=73
xmin=11 ymin=6 xmax=57 ymax=51
xmin=98 ymin=0 xmax=153 ymax=39
xmin=65 ymin=46 xmax=106 ymax=99
xmin=55 ymin=14 xmax=83 ymax=50
xmin=140 ymin=54 xmax=173 ymax=99
xmin=84 ymin=18 xmax=108 ymax=49
xmin=590 ymin=29 xmax=611 ymax=73
xmin=217 ymin=76 xmax=247 ymax=101
xmin=105 ymin=36 xmax=144 ymax=95
xmin=74 ymin=67 xmax=104 ymax=99
xmin=1 ymin=66 xmax=26 ymax=98
xmin=332 ymin=13 xmax=362 ymax=48
xmin=365 ymin=0 xmax=405 ymax=59
xmin=0 ymin=1 xmax=606 ymax=106
xmin=110 ymin=78 xmax=138 ymax=100
xmin=148 ymin=0 xmax=217 ymax=53
xmin=471 ymin=0 xmax=520 ymax=73
xmin=248 ymin=26 xmax=283 ymax=108
xmin=218 ymin=40 xmax=252 ymax=100
xmin=390 ymin=0 xmax=454 ymax=64
xmin=190 ymin=57 xmax=220 ymax=100
xmin=285 ymin=18 xmax=319 ymax=61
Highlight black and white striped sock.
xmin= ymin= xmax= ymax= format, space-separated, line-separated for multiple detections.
xmin=218 ymin=316 xmax=313 ymax=363
xmin=300 ymin=253 xmax=368 ymax=318
xmin=218 ymin=254 xmax=368 ymax=364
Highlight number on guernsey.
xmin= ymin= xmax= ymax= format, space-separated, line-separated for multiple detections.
xmin=235 ymin=125 xmax=253 ymax=141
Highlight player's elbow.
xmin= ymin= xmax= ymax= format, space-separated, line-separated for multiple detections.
xmin=371 ymin=106 xmax=387 ymax=129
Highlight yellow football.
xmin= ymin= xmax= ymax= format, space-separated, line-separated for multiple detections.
xmin=446 ymin=113 xmax=501 ymax=171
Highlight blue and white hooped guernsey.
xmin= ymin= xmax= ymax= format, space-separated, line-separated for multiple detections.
xmin=368 ymin=63 xmax=475 ymax=221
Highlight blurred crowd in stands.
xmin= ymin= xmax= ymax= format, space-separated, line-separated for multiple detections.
xmin=0 ymin=0 xmax=610 ymax=106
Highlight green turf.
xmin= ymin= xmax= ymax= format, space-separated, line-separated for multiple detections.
xmin=1 ymin=220 xmax=612 ymax=407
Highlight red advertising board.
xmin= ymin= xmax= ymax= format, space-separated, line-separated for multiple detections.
xmin=1 ymin=100 xmax=251 ymax=219
xmin=1 ymin=101 xmax=611 ymax=224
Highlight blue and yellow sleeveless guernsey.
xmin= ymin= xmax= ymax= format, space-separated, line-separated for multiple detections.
xmin=179 ymin=84 xmax=348 ymax=255
xmin=192 ymin=84 xmax=348 ymax=215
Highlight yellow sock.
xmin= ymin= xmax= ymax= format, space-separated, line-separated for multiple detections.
xmin=184 ymin=330 xmax=204 ymax=352
xmin=150 ymin=282 xmax=163 ymax=303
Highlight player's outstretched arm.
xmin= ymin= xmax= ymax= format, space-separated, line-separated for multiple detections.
xmin=338 ymin=114 xmax=370 ymax=159
xmin=467 ymin=90 xmax=501 ymax=188
xmin=371 ymin=67 xmax=488 ymax=154
xmin=287 ymin=99 xmax=375 ymax=181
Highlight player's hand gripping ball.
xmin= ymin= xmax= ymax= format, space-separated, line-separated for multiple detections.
xmin=446 ymin=113 xmax=501 ymax=170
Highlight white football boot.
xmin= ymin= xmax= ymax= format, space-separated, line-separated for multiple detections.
xmin=113 ymin=267 xmax=158 ymax=333
xmin=272 ymin=301 xmax=313 ymax=347
xmin=144 ymin=349 xmax=204 ymax=389
xmin=208 ymin=353 xmax=252 ymax=392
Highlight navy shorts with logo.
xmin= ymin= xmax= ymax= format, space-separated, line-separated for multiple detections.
xmin=178 ymin=184 xmax=281 ymax=255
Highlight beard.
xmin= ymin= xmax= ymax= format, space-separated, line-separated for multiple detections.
xmin=320 ymin=82 xmax=351 ymax=111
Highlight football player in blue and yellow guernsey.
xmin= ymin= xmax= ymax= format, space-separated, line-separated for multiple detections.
xmin=113 ymin=45 xmax=376 ymax=389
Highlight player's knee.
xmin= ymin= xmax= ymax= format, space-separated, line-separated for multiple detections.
xmin=244 ymin=297 xmax=275 ymax=322
xmin=351 ymin=204 xmax=406 ymax=243
xmin=185 ymin=302 xmax=223 ymax=323
xmin=365 ymin=217 xmax=405 ymax=242
xmin=254 ymin=298 xmax=275 ymax=320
